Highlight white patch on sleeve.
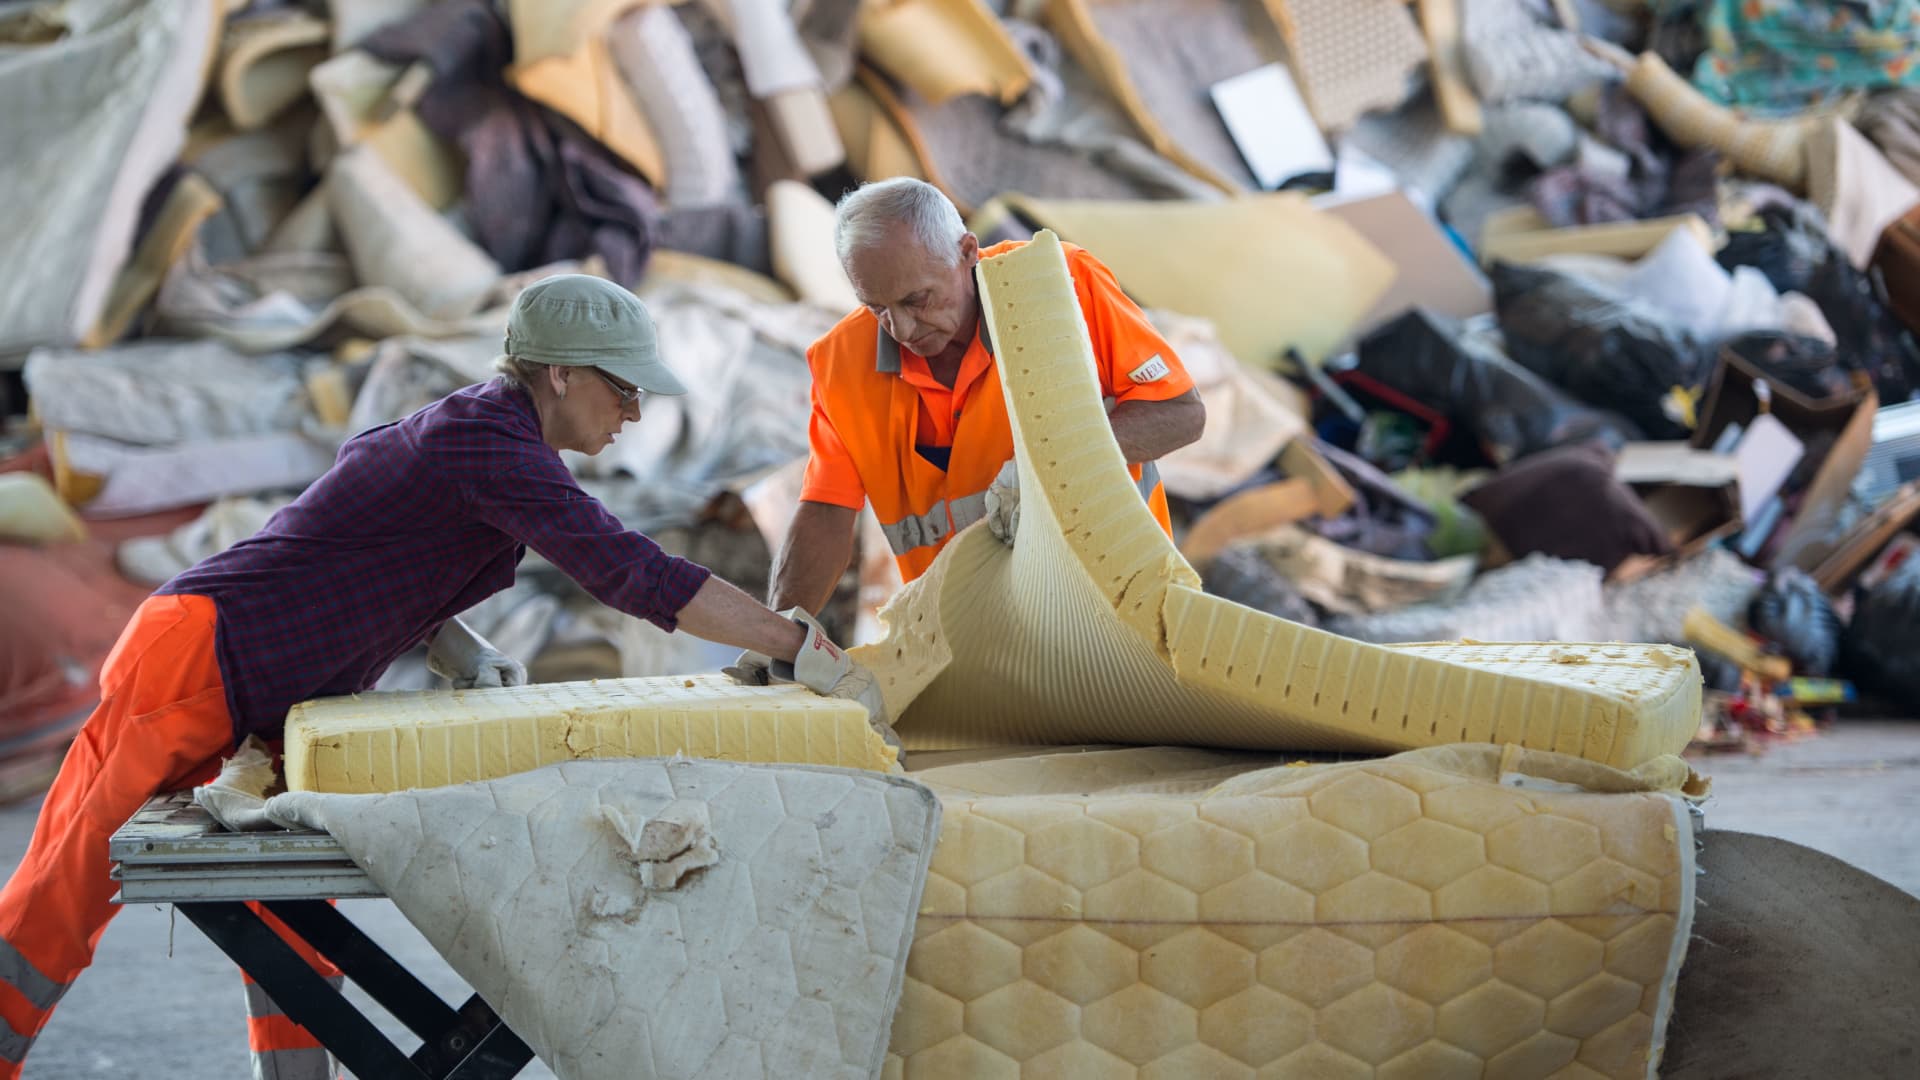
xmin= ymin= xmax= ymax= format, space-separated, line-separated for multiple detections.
xmin=1127 ymin=354 xmax=1171 ymax=385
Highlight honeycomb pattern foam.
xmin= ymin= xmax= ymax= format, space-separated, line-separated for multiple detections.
xmin=883 ymin=743 xmax=1701 ymax=1079
xmin=851 ymin=231 xmax=1701 ymax=770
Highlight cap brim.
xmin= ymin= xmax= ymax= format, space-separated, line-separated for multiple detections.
xmin=600 ymin=356 xmax=688 ymax=397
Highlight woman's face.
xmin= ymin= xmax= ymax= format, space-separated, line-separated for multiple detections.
xmin=547 ymin=366 xmax=645 ymax=454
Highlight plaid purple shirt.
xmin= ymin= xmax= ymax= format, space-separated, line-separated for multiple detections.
xmin=160 ymin=377 xmax=712 ymax=742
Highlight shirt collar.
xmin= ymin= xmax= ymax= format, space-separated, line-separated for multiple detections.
xmin=874 ymin=312 xmax=995 ymax=375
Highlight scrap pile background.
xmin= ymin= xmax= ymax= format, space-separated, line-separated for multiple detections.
xmin=5 ymin=0 xmax=1920 ymax=797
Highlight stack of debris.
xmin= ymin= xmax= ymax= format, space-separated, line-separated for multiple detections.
xmin=6 ymin=0 xmax=1920 ymax=794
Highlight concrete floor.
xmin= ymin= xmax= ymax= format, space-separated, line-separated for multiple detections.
xmin=2 ymin=721 xmax=1915 ymax=1078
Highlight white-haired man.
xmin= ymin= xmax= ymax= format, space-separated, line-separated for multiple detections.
xmin=761 ymin=177 xmax=1205 ymax=616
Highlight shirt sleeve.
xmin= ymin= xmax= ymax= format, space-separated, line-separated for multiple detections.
xmin=462 ymin=453 xmax=713 ymax=631
xmin=1070 ymin=248 xmax=1198 ymax=405
xmin=798 ymin=352 xmax=869 ymax=510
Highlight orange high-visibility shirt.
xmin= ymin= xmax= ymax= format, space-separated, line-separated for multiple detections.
xmin=800 ymin=239 xmax=1195 ymax=582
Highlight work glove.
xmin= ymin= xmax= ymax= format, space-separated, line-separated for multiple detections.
xmin=193 ymin=736 xmax=280 ymax=832
xmin=984 ymin=458 xmax=1020 ymax=545
xmin=427 ymin=618 xmax=528 ymax=690
xmin=766 ymin=608 xmax=903 ymax=757
xmin=722 ymin=647 xmax=773 ymax=686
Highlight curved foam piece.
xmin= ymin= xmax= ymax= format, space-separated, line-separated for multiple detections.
xmin=282 ymin=675 xmax=902 ymax=793
xmin=608 ymin=4 xmax=742 ymax=209
xmin=858 ymin=0 xmax=1033 ymax=106
xmin=504 ymin=0 xmax=667 ymax=187
xmin=885 ymin=743 xmax=1700 ymax=1078
xmin=308 ymin=50 xmax=464 ymax=210
xmin=1807 ymin=117 xmax=1920 ymax=271
xmin=766 ymin=179 xmax=861 ymax=312
xmin=325 ymin=146 xmax=500 ymax=321
xmin=850 ymin=232 xmax=1701 ymax=769
xmin=218 ymin=10 xmax=330 ymax=130
xmin=85 ymin=171 xmax=223 ymax=348
xmin=0 ymin=473 xmax=87 ymax=546
xmin=1626 ymin=52 xmax=1814 ymax=191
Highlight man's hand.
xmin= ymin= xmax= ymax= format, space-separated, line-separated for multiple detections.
xmin=984 ymin=459 xmax=1020 ymax=545
xmin=428 ymin=618 xmax=528 ymax=690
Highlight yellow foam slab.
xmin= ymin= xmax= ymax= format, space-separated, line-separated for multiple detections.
xmin=283 ymin=675 xmax=901 ymax=793
xmin=850 ymin=232 xmax=1701 ymax=770
xmin=886 ymin=743 xmax=1700 ymax=1078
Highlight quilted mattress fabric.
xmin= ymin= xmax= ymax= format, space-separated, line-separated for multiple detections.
xmin=267 ymin=759 xmax=942 ymax=1080
xmin=884 ymin=744 xmax=1700 ymax=1080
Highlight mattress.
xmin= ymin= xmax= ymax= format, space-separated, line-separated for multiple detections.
xmin=884 ymin=743 xmax=1701 ymax=1079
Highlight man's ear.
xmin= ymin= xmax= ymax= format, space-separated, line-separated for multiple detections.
xmin=547 ymin=364 xmax=571 ymax=399
xmin=959 ymin=231 xmax=980 ymax=268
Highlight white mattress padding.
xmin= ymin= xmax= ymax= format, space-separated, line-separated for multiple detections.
xmin=266 ymin=759 xmax=941 ymax=1080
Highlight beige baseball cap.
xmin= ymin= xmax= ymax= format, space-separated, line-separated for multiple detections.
xmin=504 ymin=274 xmax=688 ymax=396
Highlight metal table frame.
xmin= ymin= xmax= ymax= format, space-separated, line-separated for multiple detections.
xmin=110 ymin=793 xmax=535 ymax=1079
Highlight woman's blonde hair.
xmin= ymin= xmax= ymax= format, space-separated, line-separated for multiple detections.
xmin=492 ymin=354 xmax=548 ymax=391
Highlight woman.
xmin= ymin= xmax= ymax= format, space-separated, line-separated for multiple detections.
xmin=0 ymin=274 xmax=880 ymax=1079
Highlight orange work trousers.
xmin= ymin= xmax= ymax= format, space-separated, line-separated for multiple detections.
xmin=0 ymin=594 xmax=342 ymax=1079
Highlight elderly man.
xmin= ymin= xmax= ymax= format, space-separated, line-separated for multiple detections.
xmin=0 ymin=275 xmax=881 ymax=1080
xmin=765 ymin=178 xmax=1205 ymax=613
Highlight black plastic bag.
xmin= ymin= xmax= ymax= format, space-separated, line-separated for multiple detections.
xmin=1492 ymin=262 xmax=1708 ymax=440
xmin=1749 ymin=568 xmax=1842 ymax=677
xmin=1357 ymin=310 xmax=1641 ymax=466
xmin=1716 ymin=203 xmax=1920 ymax=401
xmin=1716 ymin=203 xmax=1830 ymax=294
xmin=1841 ymin=558 xmax=1920 ymax=710
xmin=1803 ymin=256 xmax=1920 ymax=404
xmin=1721 ymin=332 xmax=1854 ymax=401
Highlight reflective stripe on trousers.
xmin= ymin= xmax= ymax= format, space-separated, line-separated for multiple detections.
xmin=246 ymin=976 xmax=344 ymax=1080
xmin=1 ymin=921 xmax=73 ymax=1071
xmin=0 ymin=1020 xmax=32 ymax=1070
xmin=0 ymin=938 xmax=67 ymax=1014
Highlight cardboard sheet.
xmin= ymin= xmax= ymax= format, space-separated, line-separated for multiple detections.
xmin=984 ymin=193 xmax=1397 ymax=370
xmin=1323 ymin=191 xmax=1492 ymax=342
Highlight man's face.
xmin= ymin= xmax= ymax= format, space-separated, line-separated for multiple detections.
xmin=844 ymin=227 xmax=981 ymax=359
